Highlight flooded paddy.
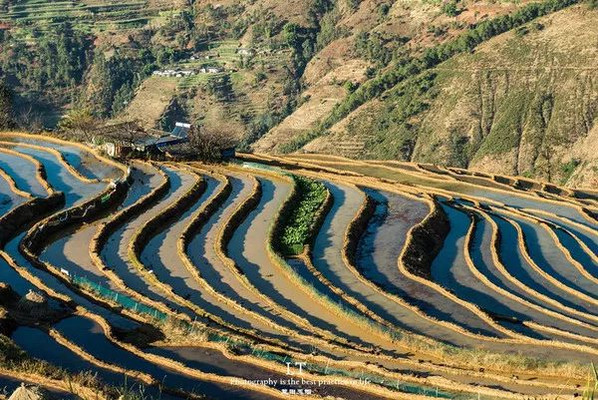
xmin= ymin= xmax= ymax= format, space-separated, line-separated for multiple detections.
xmin=55 ymin=316 xmax=278 ymax=400
xmin=2 ymin=139 xmax=596 ymax=399
xmin=0 ymin=151 xmax=47 ymax=197
xmin=99 ymin=166 xmax=197 ymax=316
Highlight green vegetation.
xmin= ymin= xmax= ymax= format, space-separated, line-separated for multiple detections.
xmin=1 ymin=22 xmax=90 ymax=93
xmin=277 ymin=175 xmax=328 ymax=255
xmin=583 ymin=363 xmax=597 ymax=399
xmin=0 ymin=82 xmax=13 ymax=129
xmin=0 ymin=0 xmax=176 ymax=35
xmin=560 ymin=158 xmax=581 ymax=184
xmin=441 ymin=0 xmax=461 ymax=16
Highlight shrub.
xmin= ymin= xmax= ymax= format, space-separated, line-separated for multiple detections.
xmin=441 ymin=1 xmax=460 ymax=16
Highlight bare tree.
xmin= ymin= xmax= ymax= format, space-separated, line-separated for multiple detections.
xmin=57 ymin=107 xmax=99 ymax=141
xmin=16 ymin=105 xmax=44 ymax=132
xmin=188 ymin=125 xmax=235 ymax=161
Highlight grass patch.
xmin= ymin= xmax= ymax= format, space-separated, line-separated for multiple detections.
xmin=560 ymin=158 xmax=580 ymax=184
xmin=584 ymin=363 xmax=597 ymax=399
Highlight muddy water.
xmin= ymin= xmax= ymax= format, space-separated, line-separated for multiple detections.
xmin=430 ymin=205 xmax=507 ymax=337
xmin=440 ymin=183 xmax=593 ymax=228
xmin=491 ymin=215 xmax=598 ymax=322
xmin=0 ymin=177 xmax=24 ymax=215
xmin=10 ymin=326 xmax=180 ymax=400
xmin=555 ymin=229 xmax=598 ymax=278
xmin=144 ymin=172 xmax=299 ymax=344
xmin=0 ymin=152 xmax=47 ymax=197
xmin=314 ymin=182 xmax=497 ymax=339
xmin=55 ymin=316 xmax=276 ymax=400
xmin=42 ymin=224 xmax=108 ymax=283
xmin=121 ymin=162 xmax=162 ymax=209
xmin=11 ymin=146 xmax=104 ymax=206
xmin=4 ymin=232 xmax=136 ymax=330
xmin=467 ymin=215 xmax=598 ymax=340
xmin=356 ymin=189 xmax=428 ymax=286
xmin=149 ymin=346 xmax=389 ymax=400
xmin=0 ymin=147 xmax=134 ymax=329
xmin=186 ymin=174 xmax=315 ymax=343
xmin=526 ymin=211 xmax=598 ymax=256
xmin=41 ymin=163 xmax=162 ymax=291
xmin=101 ymin=166 xmax=197 ymax=316
xmin=14 ymin=137 xmax=121 ymax=181
xmin=0 ymin=257 xmax=36 ymax=296
xmin=140 ymin=175 xmax=260 ymax=329
xmin=11 ymin=326 xmax=126 ymax=383
xmin=227 ymin=177 xmax=381 ymax=347
xmin=313 ymin=162 xmax=594 ymax=228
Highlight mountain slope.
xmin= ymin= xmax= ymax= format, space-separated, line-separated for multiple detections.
xmin=295 ymin=4 xmax=598 ymax=187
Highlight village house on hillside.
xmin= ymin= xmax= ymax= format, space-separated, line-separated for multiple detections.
xmin=94 ymin=121 xmax=191 ymax=158
xmin=153 ymin=69 xmax=195 ymax=77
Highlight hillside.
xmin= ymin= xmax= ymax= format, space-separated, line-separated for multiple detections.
xmin=298 ymin=5 xmax=598 ymax=188
xmin=1 ymin=0 xmax=597 ymax=187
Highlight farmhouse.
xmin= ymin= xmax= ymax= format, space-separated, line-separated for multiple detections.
xmin=153 ymin=69 xmax=196 ymax=77
xmin=237 ymin=48 xmax=254 ymax=56
xmin=94 ymin=121 xmax=190 ymax=158
xmin=199 ymin=66 xmax=224 ymax=74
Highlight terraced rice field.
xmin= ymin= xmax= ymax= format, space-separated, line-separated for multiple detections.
xmin=0 ymin=0 xmax=182 ymax=36
xmin=0 ymin=135 xmax=597 ymax=399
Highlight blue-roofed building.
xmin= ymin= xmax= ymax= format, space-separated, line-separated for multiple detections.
xmin=133 ymin=122 xmax=191 ymax=153
xmin=171 ymin=122 xmax=191 ymax=139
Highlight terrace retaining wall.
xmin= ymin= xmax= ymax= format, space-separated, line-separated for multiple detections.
xmin=129 ymin=168 xmax=206 ymax=257
xmin=0 ymin=192 xmax=64 ymax=246
xmin=22 ymin=180 xmax=129 ymax=255
xmin=400 ymin=197 xmax=449 ymax=279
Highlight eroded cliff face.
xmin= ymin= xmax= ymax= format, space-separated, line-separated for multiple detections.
xmin=305 ymin=6 xmax=598 ymax=188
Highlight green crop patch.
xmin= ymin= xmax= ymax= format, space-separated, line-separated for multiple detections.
xmin=276 ymin=175 xmax=327 ymax=256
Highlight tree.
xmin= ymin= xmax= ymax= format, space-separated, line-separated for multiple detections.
xmin=57 ymin=108 xmax=98 ymax=141
xmin=0 ymin=82 xmax=14 ymax=130
xmin=441 ymin=1 xmax=460 ymax=16
xmin=188 ymin=126 xmax=235 ymax=161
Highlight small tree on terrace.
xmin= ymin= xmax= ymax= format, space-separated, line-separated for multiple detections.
xmin=57 ymin=107 xmax=99 ymax=141
xmin=188 ymin=125 xmax=236 ymax=162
